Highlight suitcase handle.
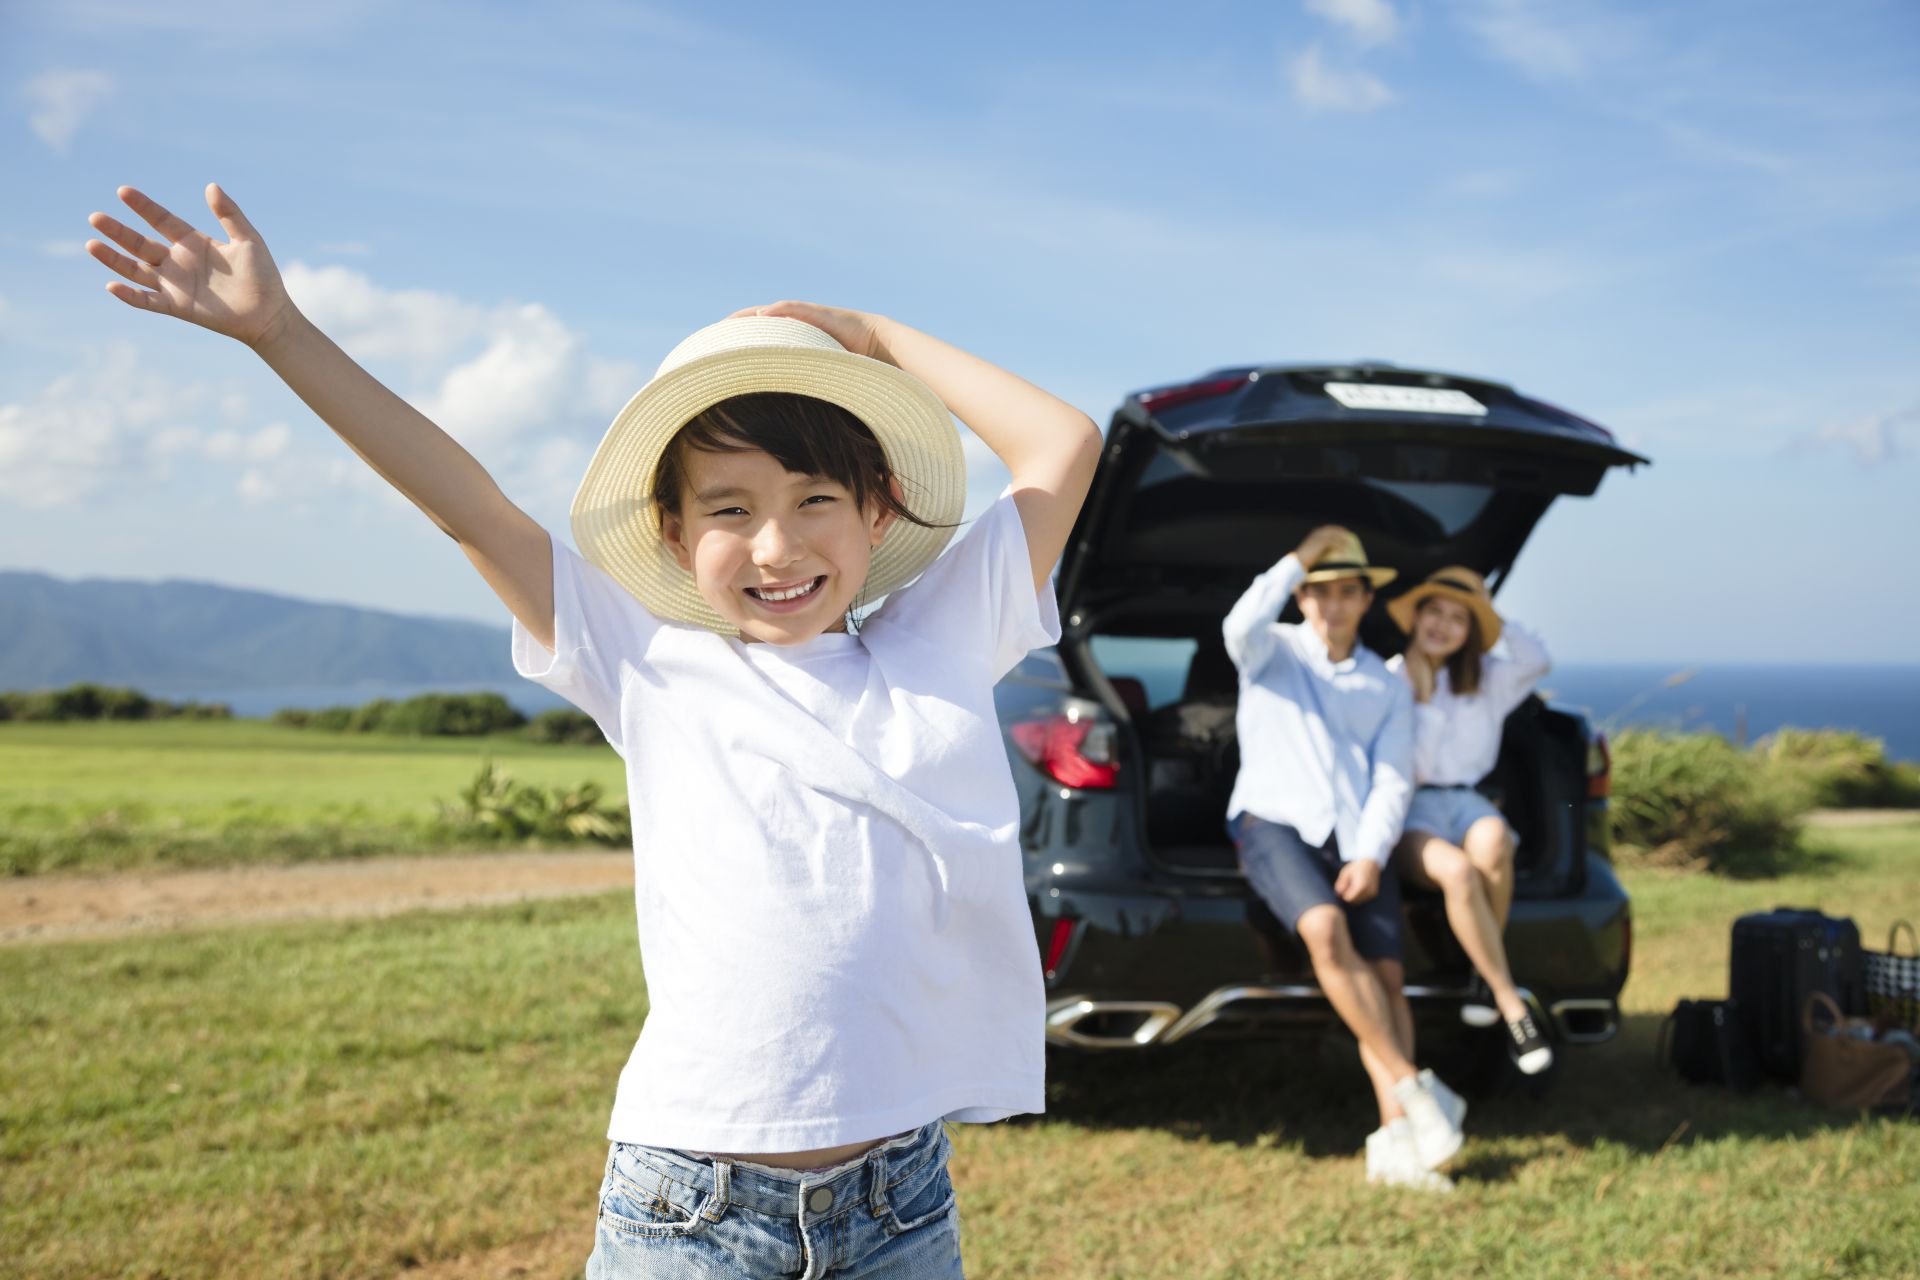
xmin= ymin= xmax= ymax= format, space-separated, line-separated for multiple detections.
xmin=1891 ymin=919 xmax=1918 ymax=958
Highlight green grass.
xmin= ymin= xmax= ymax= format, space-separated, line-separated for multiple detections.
xmin=0 ymin=720 xmax=627 ymax=874
xmin=4 ymin=820 xmax=1919 ymax=1278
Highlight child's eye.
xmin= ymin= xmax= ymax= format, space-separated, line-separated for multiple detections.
xmin=802 ymin=494 xmax=836 ymax=506
xmin=708 ymin=506 xmax=748 ymax=518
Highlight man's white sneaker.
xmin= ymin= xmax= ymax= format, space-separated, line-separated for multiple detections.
xmin=1364 ymin=1120 xmax=1454 ymax=1192
xmin=1392 ymin=1072 xmax=1465 ymax=1171
xmin=1418 ymin=1068 xmax=1468 ymax=1133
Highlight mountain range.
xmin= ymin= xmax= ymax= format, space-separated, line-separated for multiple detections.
xmin=0 ymin=569 xmax=515 ymax=692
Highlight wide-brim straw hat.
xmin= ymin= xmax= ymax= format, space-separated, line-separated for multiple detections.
xmin=1301 ymin=530 xmax=1398 ymax=589
xmin=570 ymin=315 xmax=966 ymax=633
xmin=1388 ymin=565 xmax=1504 ymax=651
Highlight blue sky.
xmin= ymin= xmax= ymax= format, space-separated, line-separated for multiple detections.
xmin=3 ymin=0 xmax=1916 ymax=662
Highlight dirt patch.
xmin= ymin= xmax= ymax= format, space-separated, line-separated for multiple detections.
xmin=0 ymin=850 xmax=632 ymax=944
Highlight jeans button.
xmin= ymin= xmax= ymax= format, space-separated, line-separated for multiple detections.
xmin=806 ymin=1186 xmax=833 ymax=1214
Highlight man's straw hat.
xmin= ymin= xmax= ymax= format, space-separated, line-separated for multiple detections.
xmin=1301 ymin=530 xmax=1398 ymax=589
xmin=1388 ymin=565 xmax=1504 ymax=651
xmin=569 ymin=316 xmax=966 ymax=633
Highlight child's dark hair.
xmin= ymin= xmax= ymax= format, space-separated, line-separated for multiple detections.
xmin=652 ymin=392 xmax=942 ymax=530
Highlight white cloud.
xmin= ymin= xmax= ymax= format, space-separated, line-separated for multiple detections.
xmin=1453 ymin=0 xmax=1594 ymax=83
xmin=40 ymin=239 xmax=87 ymax=258
xmin=1287 ymin=44 xmax=1394 ymax=113
xmin=1798 ymin=403 xmax=1919 ymax=466
xmin=282 ymin=263 xmax=490 ymax=376
xmin=22 ymin=68 xmax=115 ymax=151
xmin=0 ymin=346 xmax=219 ymax=508
xmin=201 ymin=422 xmax=293 ymax=463
xmin=1305 ymin=0 xmax=1399 ymax=47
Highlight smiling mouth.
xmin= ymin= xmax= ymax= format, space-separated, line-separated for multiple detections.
xmin=744 ymin=576 xmax=826 ymax=604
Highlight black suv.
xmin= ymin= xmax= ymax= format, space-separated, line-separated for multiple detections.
xmin=995 ymin=362 xmax=1645 ymax=1093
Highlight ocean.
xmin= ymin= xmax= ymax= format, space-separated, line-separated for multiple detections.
xmin=141 ymin=663 xmax=1920 ymax=763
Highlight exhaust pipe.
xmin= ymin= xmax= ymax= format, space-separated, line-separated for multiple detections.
xmin=1045 ymin=999 xmax=1182 ymax=1048
xmin=1549 ymin=998 xmax=1618 ymax=1044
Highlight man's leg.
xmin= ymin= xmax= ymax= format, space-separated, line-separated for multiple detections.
xmin=1296 ymin=904 xmax=1416 ymax=1123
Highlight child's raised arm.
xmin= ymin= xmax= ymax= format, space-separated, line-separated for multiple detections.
xmin=86 ymin=184 xmax=563 ymax=652
xmin=728 ymin=302 xmax=1102 ymax=592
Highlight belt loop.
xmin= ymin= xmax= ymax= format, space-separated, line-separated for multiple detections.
xmin=865 ymin=1145 xmax=890 ymax=1219
xmin=706 ymin=1158 xmax=733 ymax=1223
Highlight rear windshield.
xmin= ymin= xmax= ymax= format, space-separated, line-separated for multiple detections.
xmin=1091 ymin=636 xmax=1198 ymax=710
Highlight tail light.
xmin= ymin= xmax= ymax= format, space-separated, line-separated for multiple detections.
xmin=1135 ymin=373 xmax=1254 ymax=416
xmin=1587 ymin=731 xmax=1612 ymax=799
xmin=1011 ymin=697 xmax=1119 ymax=789
xmin=1043 ymin=918 xmax=1080 ymax=980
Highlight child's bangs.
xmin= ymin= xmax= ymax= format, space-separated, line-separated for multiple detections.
xmin=654 ymin=392 xmax=938 ymax=529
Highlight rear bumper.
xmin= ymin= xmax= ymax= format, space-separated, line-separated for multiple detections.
xmin=1034 ymin=852 xmax=1630 ymax=1050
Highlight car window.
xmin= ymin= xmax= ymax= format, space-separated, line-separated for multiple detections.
xmin=1359 ymin=480 xmax=1494 ymax=536
xmin=1090 ymin=636 xmax=1199 ymax=709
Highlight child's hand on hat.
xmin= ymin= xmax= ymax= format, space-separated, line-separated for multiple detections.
xmin=728 ymin=301 xmax=894 ymax=366
xmin=1294 ymin=524 xmax=1350 ymax=569
xmin=87 ymin=185 xmax=294 ymax=348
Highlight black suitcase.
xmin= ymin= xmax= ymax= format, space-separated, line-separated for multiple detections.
xmin=1730 ymin=908 xmax=1865 ymax=1082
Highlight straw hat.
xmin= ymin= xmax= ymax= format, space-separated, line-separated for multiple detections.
xmin=569 ymin=316 xmax=966 ymax=632
xmin=1301 ymin=530 xmax=1398 ymax=589
xmin=1388 ymin=565 xmax=1504 ymax=651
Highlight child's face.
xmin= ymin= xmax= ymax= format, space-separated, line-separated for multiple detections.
xmin=659 ymin=444 xmax=898 ymax=644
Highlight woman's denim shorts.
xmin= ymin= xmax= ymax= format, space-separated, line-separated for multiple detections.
xmin=1404 ymin=784 xmax=1511 ymax=849
xmin=583 ymin=1119 xmax=963 ymax=1279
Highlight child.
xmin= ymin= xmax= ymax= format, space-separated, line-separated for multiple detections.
xmin=86 ymin=184 xmax=1101 ymax=1278
xmin=1224 ymin=525 xmax=1465 ymax=1191
xmin=1386 ymin=566 xmax=1555 ymax=1075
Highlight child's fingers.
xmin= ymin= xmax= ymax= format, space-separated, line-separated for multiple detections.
xmin=726 ymin=304 xmax=770 ymax=319
xmin=104 ymin=279 xmax=167 ymax=312
xmin=87 ymin=238 xmax=162 ymax=290
xmin=87 ymin=211 xmax=167 ymax=265
xmin=117 ymin=185 xmax=198 ymax=244
xmin=205 ymin=183 xmax=258 ymax=243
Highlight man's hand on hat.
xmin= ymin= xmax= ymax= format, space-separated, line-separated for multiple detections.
xmin=1295 ymin=524 xmax=1351 ymax=569
xmin=1333 ymin=858 xmax=1381 ymax=905
xmin=727 ymin=301 xmax=895 ymax=367
xmin=86 ymin=185 xmax=295 ymax=349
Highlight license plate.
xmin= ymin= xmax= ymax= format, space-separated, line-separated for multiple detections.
xmin=1323 ymin=382 xmax=1486 ymax=416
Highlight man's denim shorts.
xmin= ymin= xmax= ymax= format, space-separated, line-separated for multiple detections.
xmin=1403 ymin=784 xmax=1511 ymax=849
xmin=584 ymin=1119 xmax=963 ymax=1279
xmin=1228 ymin=812 xmax=1403 ymax=962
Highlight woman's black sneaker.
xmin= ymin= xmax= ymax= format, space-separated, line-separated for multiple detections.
xmin=1507 ymin=1013 xmax=1554 ymax=1075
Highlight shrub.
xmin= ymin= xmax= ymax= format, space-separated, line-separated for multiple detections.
xmin=377 ymin=692 xmax=527 ymax=737
xmin=1609 ymin=729 xmax=1806 ymax=874
xmin=433 ymin=760 xmax=628 ymax=844
xmin=523 ymin=708 xmax=608 ymax=747
xmin=1755 ymin=727 xmax=1920 ymax=809
xmin=0 ymin=684 xmax=230 ymax=722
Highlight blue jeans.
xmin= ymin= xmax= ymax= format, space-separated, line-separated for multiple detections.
xmin=584 ymin=1120 xmax=964 ymax=1279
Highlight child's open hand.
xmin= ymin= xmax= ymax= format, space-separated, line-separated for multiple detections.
xmin=728 ymin=301 xmax=893 ymax=366
xmin=87 ymin=185 xmax=294 ymax=348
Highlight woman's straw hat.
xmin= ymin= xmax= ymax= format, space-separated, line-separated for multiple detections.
xmin=1388 ymin=565 xmax=1504 ymax=651
xmin=569 ymin=316 xmax=966 ymax=632
xmin=1302 ymin=530 xmax=1398 ymax=588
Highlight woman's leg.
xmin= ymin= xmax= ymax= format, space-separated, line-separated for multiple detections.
xmin=1399 ymin=831 xmax=1528 ymax=1025
xmin=1462 ymin=816 xmax=1517 ymax=928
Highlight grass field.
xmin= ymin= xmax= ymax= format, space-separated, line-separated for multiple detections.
xmin=4 ymin=816 xmax=1917 ymax=1278
xmin=0 ymin=721 xmax=626 ymax=874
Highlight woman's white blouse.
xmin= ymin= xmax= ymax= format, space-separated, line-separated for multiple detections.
xmin=1386 ymin=622 xmax=1551 ymax=787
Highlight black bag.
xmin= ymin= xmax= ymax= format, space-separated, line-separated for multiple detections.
xmin=1730 ymin=908 xmax=1865 ymax=1082
xmin=1660 ymin=998 xmax=1760 ymax=1090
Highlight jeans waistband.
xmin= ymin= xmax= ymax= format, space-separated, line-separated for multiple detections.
xmin=611 ymin=1121 xmax=944 ymax=1220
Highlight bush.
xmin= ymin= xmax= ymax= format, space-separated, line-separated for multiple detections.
xmin=522 ymin=708 xmax=608 ymax=747
xmin=432 ymin=760 xmax=628 ymax=844
xmin=1755 ymin=727 xmax=1920 ymax=809
xmin=0 ymin=684 xmax=230 ymax=722
xmin=270 ymin=692 xmax=529 ymax=737
xmin=1609 ymin=729 xmax=1806 ymax=874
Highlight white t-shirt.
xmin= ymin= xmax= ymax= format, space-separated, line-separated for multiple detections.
xmin=510 ymin=492 xmax=1061 ymax=1152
